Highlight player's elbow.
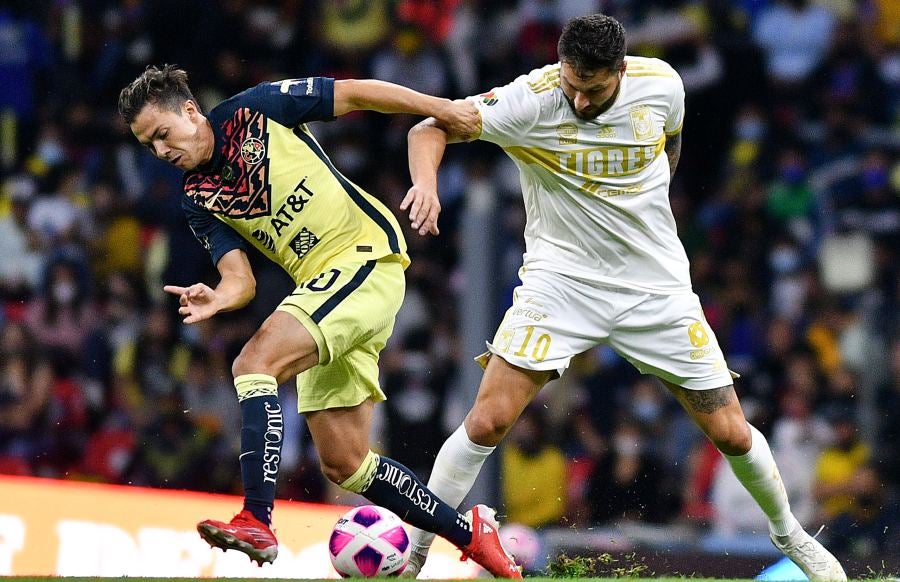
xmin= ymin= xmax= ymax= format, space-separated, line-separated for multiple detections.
xmin=239 ymin=273 xmax=257 ymax=303
xmin=333 ymin=79 xmax=367 ymax=116
xmin=408 ymin=117 xmax=445 ymax=139
xmin=226 ymin=271 xmax=256 ymax=307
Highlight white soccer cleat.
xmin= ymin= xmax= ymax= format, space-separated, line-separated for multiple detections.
xmin=770 ymin=527 xmax=847 ymax=582
xmin=399 ymin=550 xmax=427 ymax=578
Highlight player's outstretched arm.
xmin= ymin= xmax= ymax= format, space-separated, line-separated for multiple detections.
xmin=402 ymin=117 xmax=473 ymax=236
xmin=333 ymin=79 xmax=479 ymax=140
xmin=163 ymin=249 xmax=256 ymax=324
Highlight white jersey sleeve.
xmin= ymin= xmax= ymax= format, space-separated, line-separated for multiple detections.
xmin=664 ymin=68 xmax=685 ymax=135
xmin=468 ymin=70 xmax=546 ymax=148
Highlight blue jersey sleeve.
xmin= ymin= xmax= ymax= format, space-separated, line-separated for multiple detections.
xmin=181 ymin=196 xmax=248 ymax=266
xmin=231 ymin=77 xmax=336 ymax=126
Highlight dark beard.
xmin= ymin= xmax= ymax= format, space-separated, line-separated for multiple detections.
xmin=564 ymin=83 xmax=621 ymax=120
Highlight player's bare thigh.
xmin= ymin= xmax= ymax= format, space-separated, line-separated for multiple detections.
xmin=662 ymin=379 xmax=751 ymax=455
xmin=232 ymin=310 xmax=320 ymax=384
xmin=306 ymin=399 xmax=374 ymax=483
xmin=464 ymin=354 xmax=554 ymax=447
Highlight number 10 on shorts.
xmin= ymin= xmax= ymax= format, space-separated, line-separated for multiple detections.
xmin=497 ymin=325 xmax=552 ymax=362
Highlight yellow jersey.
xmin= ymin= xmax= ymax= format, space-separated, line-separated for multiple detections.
xmin=182 ymin=77 xmax=409 ymax=283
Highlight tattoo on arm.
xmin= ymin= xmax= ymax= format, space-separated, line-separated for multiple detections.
xmin=664 ymin=132 xmax=681 ymax=179
xmin=682 ymin=385 xmax=736 ymax=414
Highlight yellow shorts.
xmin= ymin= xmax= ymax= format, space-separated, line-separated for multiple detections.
xmin=276 ymin=256 xmax=405 ymax=413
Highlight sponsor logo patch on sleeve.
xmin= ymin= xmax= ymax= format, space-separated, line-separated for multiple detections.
xmin=479 ymin=91 xmax=499 ymax=106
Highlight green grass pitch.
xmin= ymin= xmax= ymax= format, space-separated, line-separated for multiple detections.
xmin=4 ymin=579 xmax=755 ymax=582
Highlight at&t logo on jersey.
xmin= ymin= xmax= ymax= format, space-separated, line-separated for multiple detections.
xmin=241 ymin=137 xmax=266 ymax=165
xmin=479 ymin=91 xmax=499 ymax=106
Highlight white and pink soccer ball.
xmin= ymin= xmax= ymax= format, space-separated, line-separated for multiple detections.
xmin=329 ymin=505 xmax=411 ymax=578
xmin=500 ymin=523 xmax=542 ymax=572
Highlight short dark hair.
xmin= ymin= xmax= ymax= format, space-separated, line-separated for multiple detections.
xmin=557 ymin=14 xmax=627 ymax=75
xmin=118 ymin=64 xmax=198 ymax=125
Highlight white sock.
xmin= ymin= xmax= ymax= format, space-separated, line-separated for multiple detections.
xmin=722 ymin=423 xmax=799 ymax=537
xmin=408 ymin=424 xmax=495 ymax=555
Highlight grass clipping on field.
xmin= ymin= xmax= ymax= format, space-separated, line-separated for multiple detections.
xmin=547 ymin=552 xmax=652 ymax=578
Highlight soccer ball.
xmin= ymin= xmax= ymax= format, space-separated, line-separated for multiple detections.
xmin=329 ymin=505 xmax=411 ymax=577
xmin=499 ymin=523 xmax=542 ymax=571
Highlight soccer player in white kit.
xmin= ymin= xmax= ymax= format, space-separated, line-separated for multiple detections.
xmin=400 ymin=14 xmax=846 ymax=581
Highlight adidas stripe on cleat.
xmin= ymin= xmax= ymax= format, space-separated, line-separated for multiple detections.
xmin=197 ymin=509 xmax=278 ymax=566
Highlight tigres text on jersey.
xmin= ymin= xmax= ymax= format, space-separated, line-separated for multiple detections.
xmin=469 ymin=57 xmax=690 ymax=295
xmin=182 ymin=77 xmax=409 ymax=283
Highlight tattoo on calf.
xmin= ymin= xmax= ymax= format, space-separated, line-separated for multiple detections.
xmin=683 ymin=386 xmax=735 ymax=414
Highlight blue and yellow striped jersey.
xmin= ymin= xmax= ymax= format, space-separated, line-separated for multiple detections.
xmin=182 ymin=77 xmax=409 ymax=283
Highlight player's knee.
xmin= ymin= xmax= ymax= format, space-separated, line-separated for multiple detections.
xmin=465 ymin=406 xmax=515 ymax=446
xmin=319 ymin=451 xmax=366 ymax=485
xmin=232 ymin=349 xmax=266 ymax=378
xmin=319 ymin=458 xmax=350 ymax=485
xmin=232 ymin=339 xmax=283 ymax=378
xmin=709 ymin=416 xmax=751 ymax=456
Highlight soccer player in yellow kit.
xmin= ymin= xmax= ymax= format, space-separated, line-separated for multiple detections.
xmin=401 ymin=14 xmax=846 ymax=581
xmin=118 ymin=65 xmax=520 ymax=578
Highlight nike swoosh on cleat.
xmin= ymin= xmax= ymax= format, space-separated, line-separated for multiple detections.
xmin=206 ymin=191 xmax=221 ymax=209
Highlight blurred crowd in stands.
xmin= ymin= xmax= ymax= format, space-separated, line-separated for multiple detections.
xmin=0 ymin=0 xmax=897 ymax=562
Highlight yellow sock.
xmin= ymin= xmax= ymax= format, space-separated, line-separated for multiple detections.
xmin=234 ymin=373 xmax=278 ymax=402
xmin=340 ymin=450 xmax=379 ymax=493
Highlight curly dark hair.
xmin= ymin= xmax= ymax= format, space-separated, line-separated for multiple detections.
xmin=557 ymin=14 xmax=627 ymax=75
xmin=118 ymin=64 xmax=199 ymax=125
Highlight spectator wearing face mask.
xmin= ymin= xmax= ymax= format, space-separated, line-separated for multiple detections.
xmin=0 ymin=322 xmax=53 ymax=469
xmin=501 ymin=404 xmax=567 ymax=528
xmin=588 ymin=416 xmax=668 ymax=525
xmin=807 ymin=20 xmax=893 ymax=125
xmin=752 ymin=0 xmax=837 ymax=88
xmin=813 ymin=408 xmax=888 ymax=556
xmin=838 ymin=150 xmax=898 ymax=243
xmin=382 ymin=328 xmax=454 ymax=480
xmin=767 ymin=147 xmax=815 ymax=228
xmin=24 ymin=258 xmax=97 ymax=363
xmin=0 ymin=174 xmax=44 ymax=298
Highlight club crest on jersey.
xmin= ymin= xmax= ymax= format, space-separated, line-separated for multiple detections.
xmin=495 ymin=328 xmax=515 ymax=353
xmin=241 ymin=137 xmax=266 ymax=165
xmin=556 ymin=123 xmax=578 ymax=145
xmin=479 ymin=91 xmax=499 ymax=106
xmin=629 ymin=106 xmax=655 ymax=141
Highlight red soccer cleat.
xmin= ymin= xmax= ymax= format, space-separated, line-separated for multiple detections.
xmin=460 ymin=505 xmax=523 ymax=579
xmin=197 ymin=509 xmax=278 ymax=566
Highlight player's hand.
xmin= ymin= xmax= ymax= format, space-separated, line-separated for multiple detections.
xmin=163 ymin=283 xmax=219 ymax=324
xmin=400 ymin=184 xmax=441 ymax=236
xmin=437 ymin=99 xmax=479 ymax=141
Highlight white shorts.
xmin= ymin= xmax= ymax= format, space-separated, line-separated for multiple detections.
xmin=480 ymin=268 xmax=735 ymax=390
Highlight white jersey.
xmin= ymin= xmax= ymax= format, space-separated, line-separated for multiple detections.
xmin=470 ymin=56 xmax=691 ymax=294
